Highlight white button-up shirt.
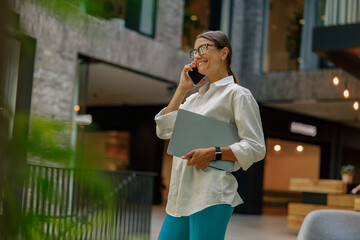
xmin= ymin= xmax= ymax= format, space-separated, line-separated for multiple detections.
xmin=155 ymin=76 xmax=266 ymax=217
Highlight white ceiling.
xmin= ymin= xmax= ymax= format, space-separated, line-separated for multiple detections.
xmin=87 ymin=62 xmax=360 ymax=128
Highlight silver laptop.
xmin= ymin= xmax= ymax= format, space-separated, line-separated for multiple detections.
xmin=167 ymin=109 xmax=239 ymax=171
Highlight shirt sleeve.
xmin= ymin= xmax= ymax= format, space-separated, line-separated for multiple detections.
xmin=154 ymin=93 xmax=197 ymax=140
xmin=154 ymin=107 xmax=178 ymax=140
xmin=229 ymin=94 xmax=266 ymax=171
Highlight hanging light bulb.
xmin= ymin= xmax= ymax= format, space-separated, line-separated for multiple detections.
xmin=343 ymin=89 xmax=350 ymax=98
xmin=274 ymin=145 xmax=281 ymax=152
xmin=296 ymin=145 xmax=304 ymax=152
xmin=190 ymin=15 xmax=198 ymax=21
xmin=354 ymin=101 xmax=359 ymax=111
xmin=332 ymin=76 xmax=339 ymax=86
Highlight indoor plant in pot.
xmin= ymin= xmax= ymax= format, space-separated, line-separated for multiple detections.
xmin=340 ymin=165 xmax=355 ymax=184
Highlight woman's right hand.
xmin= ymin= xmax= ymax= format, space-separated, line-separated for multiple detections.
xmin=163 ymin=63 xmax=204 ymax=115
xmin=178 ymin=62 xmax=204 ymax=93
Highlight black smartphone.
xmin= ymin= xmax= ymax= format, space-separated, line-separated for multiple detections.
xmin=188 ymin=67 xmax=205 ymax=85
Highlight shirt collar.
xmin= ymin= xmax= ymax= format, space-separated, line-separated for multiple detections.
xmin=212 ymin=75 xmax=234 ymax=86
xmin=199 ymin=75 xmax=234 ymax=94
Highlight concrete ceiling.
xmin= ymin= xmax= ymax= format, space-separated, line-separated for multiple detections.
xmin=87 ymin=62 xmax=360 ymax=129
xmin=87 ymin=62 xmax=175 ymax=106
xmin=264 ymin=100 xmax=360 ymax=128
xmin=313 ymin=23 xmax=360 ymax=79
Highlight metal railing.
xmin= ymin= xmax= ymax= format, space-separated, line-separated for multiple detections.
xmin=21 ymin=164 xmax=155 ymax=239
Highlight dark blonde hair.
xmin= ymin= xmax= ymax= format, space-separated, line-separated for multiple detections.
xmin=196 ymin=31 xmax=239 ymax=84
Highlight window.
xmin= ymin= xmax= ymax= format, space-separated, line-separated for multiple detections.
xmin=81 ymin=0 xmax=157 ymax=37
xmin=314 ymin=0 xmax=334 ymax=69
xmin=263 ymin=0 xmax=305 ymax=72
xmin=1 ymin=37 xmax=21 ymax=140
xmin=323 ymin=0 xmax=360 ymax=26
xmin=316 ymin=0 xmax=327 ymax=27
xmin=182 ymin=0 xmax=233 ymax=50
xmin=126 ymin=0 xmax=157 ymax=36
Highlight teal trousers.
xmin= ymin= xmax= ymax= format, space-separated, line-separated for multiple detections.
xmin=158 ymin=204 xmax=234 ymax=240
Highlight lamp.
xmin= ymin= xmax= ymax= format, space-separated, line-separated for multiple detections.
xmin=274 ymin=145 xmax=281 ymax=152
xmin=354 ymin=101 xmax=359 ymax=111
xmin=296 ymin=145 xmax=304 ymax=152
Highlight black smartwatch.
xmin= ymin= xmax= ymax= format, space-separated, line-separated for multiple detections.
xmin=215 ymin=147 xmax=222 ymax=160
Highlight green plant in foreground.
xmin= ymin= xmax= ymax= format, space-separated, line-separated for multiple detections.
xmin=2 ymin=113 xmax=117 ymax=239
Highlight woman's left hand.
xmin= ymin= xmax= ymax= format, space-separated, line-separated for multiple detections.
xmin=181 ymin=147 xmax=215 ymax=170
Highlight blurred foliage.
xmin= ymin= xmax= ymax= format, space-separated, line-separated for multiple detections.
xmin=2 ymin=113 xmax=118 ymax=239
xmin=19 ymin=170 xmax=115 ymax=239
xmin=34 ymin=0 xmax=126 ymax=22
xmin=27 ymin=116 xmax=73 ymax=164
xmin=82 ymin=0 xmax=126 ymax=19
xmin=183 ymin=0 xmax=205 ymax=50
xmin=1 ymin=1 xmax=153 ymax=238
xmin=33 ymin=0 xmax=82 ymax=21
xmin=341 ymin=164 xmax=355 ymax=175
xmin=285 ymin=3 xmax=303 ymax=70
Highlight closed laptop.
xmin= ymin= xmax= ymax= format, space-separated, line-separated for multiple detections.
xmin=167 ymin=109 xmax=239 ymax=172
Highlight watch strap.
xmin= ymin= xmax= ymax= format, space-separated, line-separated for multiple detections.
xmin=215 ymin=147 xmax=222 ymax=160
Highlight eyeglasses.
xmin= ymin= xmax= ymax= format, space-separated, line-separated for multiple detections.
xmin=189 ymin=43 xmax=217 ymax=60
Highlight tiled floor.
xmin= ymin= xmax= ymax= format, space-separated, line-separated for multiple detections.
xmin=151 ymin=205 xmax=298 ymax=240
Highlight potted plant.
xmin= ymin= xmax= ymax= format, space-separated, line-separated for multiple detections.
xmin=340 ymin=165 xmax=355 ymax=184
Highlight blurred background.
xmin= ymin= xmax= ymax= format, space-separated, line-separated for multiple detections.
xmin=1 ymin=0 xmax=360 ymax=239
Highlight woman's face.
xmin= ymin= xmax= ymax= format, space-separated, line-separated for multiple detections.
xmin=193 ymin=38 xmax=224 ymax=76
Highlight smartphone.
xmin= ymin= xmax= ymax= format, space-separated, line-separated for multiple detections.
xmin=188 ymin=67 xmax=205 ymax=85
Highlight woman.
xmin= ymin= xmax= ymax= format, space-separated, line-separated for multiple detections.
xmin=155 ymin=31 xmax=266 ymax=240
